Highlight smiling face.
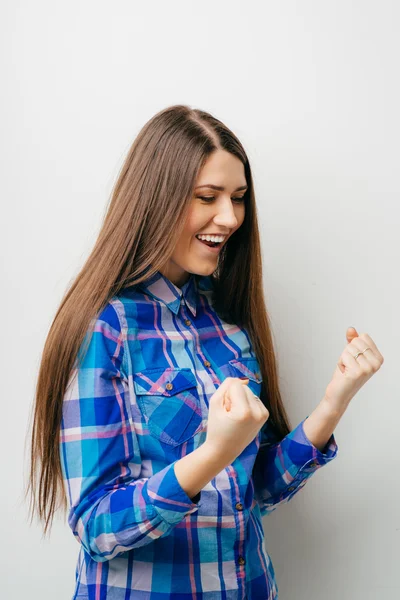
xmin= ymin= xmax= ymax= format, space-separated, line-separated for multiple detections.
xmin=160 ymin=149 xmax=247 ymax=287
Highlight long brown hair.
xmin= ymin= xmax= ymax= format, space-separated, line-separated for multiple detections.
xmin=25 ymin=104 xmax=292 ymax=537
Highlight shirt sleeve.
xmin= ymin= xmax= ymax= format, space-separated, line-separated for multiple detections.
xmin=252 ymin=416 xmax=338 ymax=518
xmin=60 ymin=302 xmax=201 ymax=563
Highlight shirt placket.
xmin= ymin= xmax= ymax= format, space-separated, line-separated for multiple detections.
xmin=180 ymin=296 xmax=248 ymax=600
xmin=179 ymin=297 xmax=220 ymax=391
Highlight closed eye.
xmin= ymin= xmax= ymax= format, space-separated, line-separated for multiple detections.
xmin=197 ymin=196 xmax=245 ymax=203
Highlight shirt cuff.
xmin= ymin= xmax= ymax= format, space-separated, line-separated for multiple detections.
xmin=287 ymin=416 xmax=339 ymax=474
xmin=143 ymin=461 xmax=201 ymax=526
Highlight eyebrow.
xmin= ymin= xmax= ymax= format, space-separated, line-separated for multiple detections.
xmin=195 ymin=184 xmax=248 ymax=192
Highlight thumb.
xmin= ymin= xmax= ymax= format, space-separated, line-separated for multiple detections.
xmin=224 ymin=377 xmax=250 ymax=412
xmin=346 ymin=326 xmax=359 ymax=343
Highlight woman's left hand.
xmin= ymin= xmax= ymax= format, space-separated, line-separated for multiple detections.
xmin=323 ymin=327 xmax=384 ymax=413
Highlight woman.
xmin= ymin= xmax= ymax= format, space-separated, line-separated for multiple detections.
xmin=26 ymin=104 xmax=384 ymax=599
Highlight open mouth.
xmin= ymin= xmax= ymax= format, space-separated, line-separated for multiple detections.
xmin=195 ymin=234 xmax=226 ymax=250
xmin=197 ymin=239 xmax=221 ymax=248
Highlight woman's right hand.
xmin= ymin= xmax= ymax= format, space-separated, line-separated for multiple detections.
xmin=204 ymin=377 xmax=270 ymax=465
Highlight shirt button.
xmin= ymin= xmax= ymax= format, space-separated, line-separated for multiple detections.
xmin=309 ymin=461 xmax=318 ymax=467
xmin=184 ymin=319 xmax=191 ymax=326
xmin=166 ymin=383 xmax=173 ymax=391
xmin=255 ymin=371 xmax=261 ymax=380
xmin=288 ymin=486 xmax=295 ymax=492
xmin=204 ymin=360 xmax=211 ymax=367
xmin=235 ymin=502 xmax=244 ymax=511
xmin=238 ymin=556 xmax=246 ymax=565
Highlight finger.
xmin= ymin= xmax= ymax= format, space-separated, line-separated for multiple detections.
xmin=225 ymin=377 xmax=251 ymax=412
xmin=343 ymin=346 xmax=381 ymax=374
xmin=337 ymin=347 xmax=359 ymax=373
xmin=241 ymin=383 xmax=262 ymax=416
xmin=348 ymin=338 xmax=383 ymax=370
xmin=346 ymin=326 xmax=359 ymax=342
xmin=214 ymin=377 xmax=237 ymax=412
xmin=216 ymin=376 xmax=250 ymax=394
xmin=356 ymin=333 xmax=384 ymax=363
xmin=343 ymin=346 xmax=369 ymax=372
xmin=223 ymin=378 xmax=252 ymax=413
xmin=214 ymin=377 xmax=238 ymax=398
xmin=242 ymin=385 xmax=266 ymax=420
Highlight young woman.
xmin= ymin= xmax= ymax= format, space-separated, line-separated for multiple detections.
xmin=27 ymin=104 xmax=384 ymax=599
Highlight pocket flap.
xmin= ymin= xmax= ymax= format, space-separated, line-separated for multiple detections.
xmin=133 ymin=367 xmax=197 ymax=396
xmin=228 ymin=358 xmax=262 ymax=383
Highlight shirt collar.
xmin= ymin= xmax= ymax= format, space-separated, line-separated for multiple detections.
xmin=137 ymin=269 xmax=213 ymax=317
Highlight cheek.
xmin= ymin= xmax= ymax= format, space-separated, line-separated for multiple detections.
xmin=184 ymin=211 xmax=202 ymax=238
xmin=173 ymin=220 xmax=198 ymax=251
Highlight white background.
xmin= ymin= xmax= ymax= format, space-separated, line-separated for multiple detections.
xmin=1 ymin=1 xmax=399 ymax=598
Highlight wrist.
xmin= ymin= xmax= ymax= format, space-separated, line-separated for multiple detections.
xmin=302 ymin=397 xmax=343 ymax=452
xmin=199 ymin=441 xmax=231 ymax=470
xmin=321 ymin=394 xmax=349 ymax=419
xmin=174 ymin=442 xmax=231 ymax=502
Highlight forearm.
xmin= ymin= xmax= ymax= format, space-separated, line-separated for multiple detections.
xmin=174 ymin=443 xmax=229 ymax=500
xmin=302 ymin=397 xmax=347 ymax=452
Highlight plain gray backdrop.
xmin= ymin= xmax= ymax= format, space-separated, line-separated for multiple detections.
xmin=1 ymin=1 xmax=398 ymax=599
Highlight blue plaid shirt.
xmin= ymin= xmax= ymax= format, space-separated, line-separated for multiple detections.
xmin=60 ymin=270 xmax=338 ymax=599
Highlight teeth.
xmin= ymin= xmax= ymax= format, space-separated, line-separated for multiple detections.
xmin=196 ymin=234 xmax=226 ymax=243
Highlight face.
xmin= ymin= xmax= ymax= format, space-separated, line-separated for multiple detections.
xmin=160 ymin=149 xmax=247 ymax=287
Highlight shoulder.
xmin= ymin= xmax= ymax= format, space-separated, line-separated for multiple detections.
xmin=96 ymin=301 xmax=124 ymax=333
xmin=82 ymin=301 xmax=127 ymax=371
xmin=97 ymin=292 xmax=138 ymax=334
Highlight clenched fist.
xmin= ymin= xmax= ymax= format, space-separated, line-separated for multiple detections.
xmin=204 ymin=376 xmax=270 ymax=465
xmin=324 ymin=327 xmax=384 ymax=413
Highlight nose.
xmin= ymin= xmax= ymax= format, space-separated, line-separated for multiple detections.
xmin=212 ymin=197 xmax=240 ymax=229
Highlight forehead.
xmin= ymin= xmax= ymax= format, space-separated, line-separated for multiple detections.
xmin=195 ymin=150 xmax=247 ymax=189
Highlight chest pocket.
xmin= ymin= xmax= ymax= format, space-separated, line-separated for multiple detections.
xmin=133 ymin=367 xmax=203 ymax=447
xmin=228 ymin=357 xmax=263 ymax=398
xmin=228 ymin=357 xmax=265 ymax=449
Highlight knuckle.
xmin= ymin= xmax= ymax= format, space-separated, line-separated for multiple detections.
xmin=238 ymin=409 xmax=251 ymax=421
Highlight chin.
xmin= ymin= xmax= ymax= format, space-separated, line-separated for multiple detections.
xmin=190 ymin=262 xmax=217 ymax=276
